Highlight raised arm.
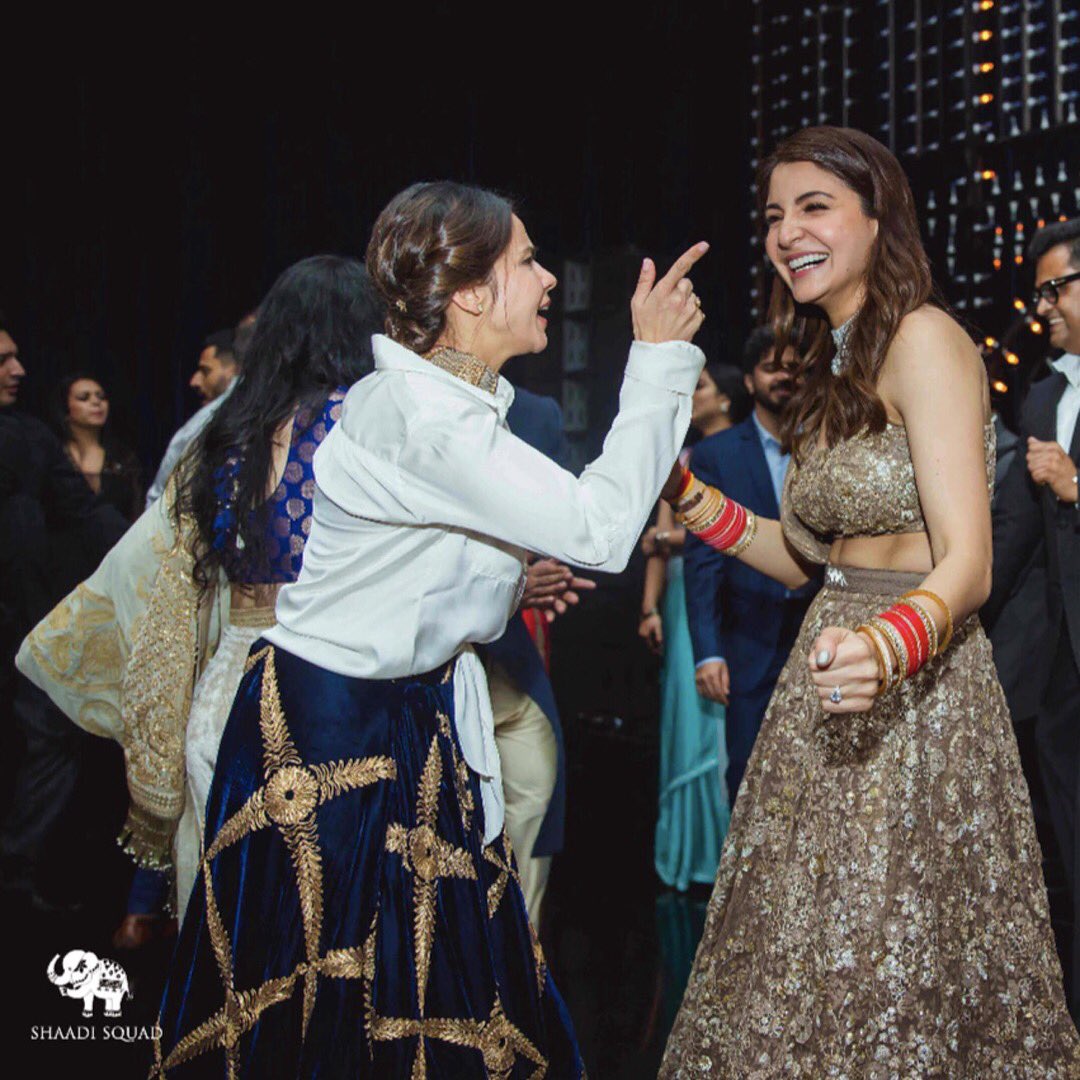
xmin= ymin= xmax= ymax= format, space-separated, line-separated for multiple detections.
xmin=320 ymin=246 xmax=710 ymax=572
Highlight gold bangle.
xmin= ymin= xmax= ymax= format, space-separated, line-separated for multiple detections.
xmin=674 ymin=477 xmax=707 ymax=514
xmin=855 ymin=624 xmax=889 ymax=694
xmin=724 ymin=509 xmax=758 ymax=556
xmin=871 ymin=614 xmax=909 ymax=687
xmin=862 ymin=621 xmax=899 ymax=693
xmin=679 ymin=490 xmax=724 ymax=532
xmin=902 ymin=596 xmax=939 ymax=660
xmin=901 ymin=588 xmax=954 ymax=655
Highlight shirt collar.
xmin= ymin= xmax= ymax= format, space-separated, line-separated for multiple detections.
xmin=751 ymin=410 xmax=783 ymax=452
xmin=372 ymin=334 xmax=515 ymax=421
xmin=1051 ymin=353 xmax=1080 ymax=389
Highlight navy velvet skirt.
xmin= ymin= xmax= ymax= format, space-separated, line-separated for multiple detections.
xmin=153 ymin=641 xmax=584 ymax=1078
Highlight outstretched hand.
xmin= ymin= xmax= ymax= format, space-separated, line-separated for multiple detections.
xmin=520 ymin=557 xmax=597 ymax=624
xmin=808 ymin=626 xmax=880 ymax=714
xmin=631 ymin=242 xmax=709 ymax=344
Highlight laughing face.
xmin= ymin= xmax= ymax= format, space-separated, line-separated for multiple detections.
xmin=1034 ymin=243 xmax=1080 ymax=355
xmin=764 ymin=161 xmax=879 ymax=326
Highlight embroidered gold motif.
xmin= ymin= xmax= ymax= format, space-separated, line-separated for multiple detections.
xmin=156 ymin=646 xmax=397 ymax=1073
xmin=424 ymin=346 xmax=500 ymax=395
xmin=483 ymin=831 xmax=521 ymax=920
xmin=385 ymin=734 xmax=477 ymax=1014
xmin=370 ymin=995 xmax=547 ymax=1080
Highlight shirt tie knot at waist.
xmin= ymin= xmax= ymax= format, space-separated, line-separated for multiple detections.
xmin=452 ymin=645 xmax=504 ymax=845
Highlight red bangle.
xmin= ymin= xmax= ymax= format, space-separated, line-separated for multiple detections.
xmin=878 ymin=609 xmax=921 ymax=677
xmin=675 ymin=468 xmax=695 ymax=501
xmin=699 ymin=501 xmax=747 ymax=550
xmin=892 ymin=603 xmax=931 ymax=671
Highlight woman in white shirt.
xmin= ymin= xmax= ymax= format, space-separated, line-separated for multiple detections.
xmin=154 ymin=181 xmax=707 ymax=1077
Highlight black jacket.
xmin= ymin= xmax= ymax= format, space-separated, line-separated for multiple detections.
xmin=0 ymin=409 xmax=128 ymax=666
xmin=984 ymin=373 xmax=1080 ymax=694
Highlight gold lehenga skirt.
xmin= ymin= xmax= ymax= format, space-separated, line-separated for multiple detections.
xmin=660 ymin=565 xmax=1080 ymax=1079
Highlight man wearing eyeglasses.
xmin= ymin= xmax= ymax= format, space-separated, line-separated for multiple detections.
xmin=985 ymin=217 xmax=1080 ymax=1017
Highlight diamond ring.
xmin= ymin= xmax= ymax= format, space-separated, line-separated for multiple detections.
xmin=830 ymin=686 xmax=843 ymax=705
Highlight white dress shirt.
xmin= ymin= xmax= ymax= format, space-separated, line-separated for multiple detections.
xmin=267 ymin=333 xmax=704 ymax=841
xmin=1052 ymin=353 xmax=1080 ymax=454
xmin=145 ymin=380 xmax=236 ymax=507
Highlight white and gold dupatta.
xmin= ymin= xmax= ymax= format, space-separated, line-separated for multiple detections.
xmin=15 ymin=476 xmax=226 ymax=871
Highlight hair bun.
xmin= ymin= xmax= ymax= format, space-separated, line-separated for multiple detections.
xmin=367 ymin=181 xmax=514 ymax=355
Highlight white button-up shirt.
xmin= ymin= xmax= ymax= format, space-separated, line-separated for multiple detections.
xmin=1052 ymin=353 xmax=1080 ymax=453
xmin=266 ymin=333 xmax=703 ymax=841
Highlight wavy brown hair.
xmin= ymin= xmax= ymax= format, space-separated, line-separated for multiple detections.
xmin=756 ymin=127 xmax=935 ymax=458
xmin=366 ymin=181 xmax=515 ymax=355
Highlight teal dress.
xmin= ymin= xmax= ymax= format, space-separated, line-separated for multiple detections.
xmin=654 ymin=555 xmax=730 ymax=891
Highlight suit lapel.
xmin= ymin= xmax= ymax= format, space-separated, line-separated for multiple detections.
xmin=740 ymin=419 xmax=780 ymax=517
xmin=1039 ymin=372 xmax=1065 ymax=442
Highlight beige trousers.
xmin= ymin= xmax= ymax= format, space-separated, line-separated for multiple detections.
xmin=486 ymin=660 xmax=558 ymax=926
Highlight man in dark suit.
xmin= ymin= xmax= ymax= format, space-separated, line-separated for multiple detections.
xmin=684 ymin=328 xmax=820 ymax=803
xmin=984 ymin=220 xmax=1080 ymax=1012
xmin=0 ymin=316 xmax=128 ymax=910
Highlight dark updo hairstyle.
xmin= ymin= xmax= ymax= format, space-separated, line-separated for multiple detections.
xmin=366 ymin=181 xmax=515 ymax=355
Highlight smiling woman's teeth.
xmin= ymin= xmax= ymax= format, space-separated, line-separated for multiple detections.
xmin=790 ymin=254 xmax=828 ymax=272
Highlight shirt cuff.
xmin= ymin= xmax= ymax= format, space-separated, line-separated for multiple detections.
xmin=695 ymin=656 xmax=725 ymax=669
xmin=624 ymin=340 xmax=705 ymax=396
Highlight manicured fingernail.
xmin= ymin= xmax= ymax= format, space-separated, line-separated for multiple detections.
xmin=816 ymin=649 xmax=830 ymax=667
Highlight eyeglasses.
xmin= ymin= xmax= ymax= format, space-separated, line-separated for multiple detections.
xmin=1032 ymin=270 xmax=1080 ymax=306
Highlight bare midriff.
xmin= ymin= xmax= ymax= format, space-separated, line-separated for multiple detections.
xmin=828 ymin=530 xmax=934 ymax=575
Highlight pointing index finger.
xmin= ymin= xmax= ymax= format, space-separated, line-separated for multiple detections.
xmin=656 ymin=242 xmax=710 ymax=295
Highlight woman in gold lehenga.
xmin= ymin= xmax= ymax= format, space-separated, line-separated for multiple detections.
xmin=660 ymin=127 xmax=1080 ymax=1078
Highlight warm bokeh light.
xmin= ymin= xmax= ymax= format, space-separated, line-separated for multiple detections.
xmin=992 ymin=379 xmax=1009 ymax=393
xmin=978 ymin=61 xmax=995 ymax=73
xmin=1006 ymin=352 xmax=1020 ymax=365
xmin=1013 ymin=298 xmax=1027 ymax=311
xmin=993 ymin=257 xmax=1002 ymax=269
xmin=978 ymin=29 xmax=993 ymax=41
xmin=1030 ymin=320 xmax=1043 ymax=333
xmin=985 ymin=336 xmax=999 ymax=348
xmin=1015 ymin=254 xmax=1025 ymax=264
xmin=980 ymin=169 xmax=996 ymax=180
xmin=979 ymin=0 xmax=994 ymax=9
xmin=978 ymin=93 xmax=994 ymax=105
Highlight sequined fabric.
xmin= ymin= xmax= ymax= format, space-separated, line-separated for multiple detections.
xmin=786 ymin=421 xmax=996 ymax=541
xmin=661 ymin=423 xmax=1080 ymax=1077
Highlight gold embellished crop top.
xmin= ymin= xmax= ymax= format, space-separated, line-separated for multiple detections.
xmin=780 ymin=420 xmax=996 ymax=565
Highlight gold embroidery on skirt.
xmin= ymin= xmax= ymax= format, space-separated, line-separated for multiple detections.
xmin=482 ymin=831 xmax=522 ymax=920
xmin=154 ymin=645 xmax=397 ymax=1074
xmin=384 ymin=733 xmax=477 ymax=1016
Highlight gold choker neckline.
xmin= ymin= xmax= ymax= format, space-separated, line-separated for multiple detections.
xmin=424 ymin=346 xmax=499 ymax=394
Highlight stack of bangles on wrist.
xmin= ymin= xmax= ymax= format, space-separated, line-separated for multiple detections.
xmin=669 ymin=469 xmax=757 ymax=555
xmin=856 ymin=589 xmax=954 ymax=695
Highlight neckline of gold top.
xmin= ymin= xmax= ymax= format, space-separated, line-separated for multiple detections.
xmin=830 ymin=314 xmax=855 ymax=376
xmin=424 ymin=345 xmax=500 ymax=395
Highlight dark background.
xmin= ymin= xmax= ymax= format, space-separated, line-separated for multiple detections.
xmin=2 ymin=11 xmax=756 ymax=467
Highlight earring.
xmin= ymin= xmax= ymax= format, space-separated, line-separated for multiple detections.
xmin=720 ymin=402 xmax=730 ymax=413
xmin=477 ymin=302 xmax=484 ymax=314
